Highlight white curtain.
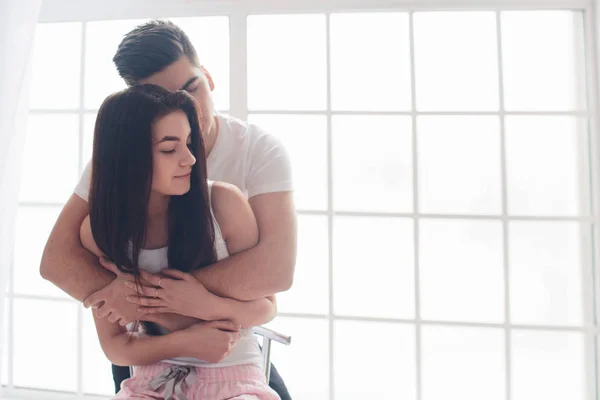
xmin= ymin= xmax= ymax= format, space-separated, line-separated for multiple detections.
xmin=0 ymin=0 xmax=42 ymax=384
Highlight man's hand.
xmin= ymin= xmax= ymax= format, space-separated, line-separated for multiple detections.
xmin=125 ymin=269 xmax=218 ymax=320
xmin=181 ymin=320 xmax=241 ymax=363
xmin=83 ymin=257 xmax=142 ymax=326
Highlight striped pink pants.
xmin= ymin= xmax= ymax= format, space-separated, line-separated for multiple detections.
xmin=114 ymin=362 xmax=280 ymax=400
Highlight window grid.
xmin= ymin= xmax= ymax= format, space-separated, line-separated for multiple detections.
xmin=495 ymin=9 xmax=513 ymax=398
xmin=1 ymin=3 xmax=598 ymax=400
xmin=13 ymin=204 xmax=600 ymax=221
xmin=582 ymin=7 xmax=599 ymax=400
xmin=76 ymin=21 xmax=87 ymax=397
xmin=407 ymin=11 xmax=424 ymax=400
xmin=323 ymin=12 xmax=336 ymax=400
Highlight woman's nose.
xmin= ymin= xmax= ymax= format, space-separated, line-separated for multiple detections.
xmin=181 ymin=148 xmax=196 ymax=167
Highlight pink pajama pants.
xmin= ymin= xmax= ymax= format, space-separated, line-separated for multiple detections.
xmin=113 ymin=362 xmax=280 ymax=400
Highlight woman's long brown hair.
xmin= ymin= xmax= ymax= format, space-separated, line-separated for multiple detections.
xmin=89 ymin=84 xmax=216 ymax=334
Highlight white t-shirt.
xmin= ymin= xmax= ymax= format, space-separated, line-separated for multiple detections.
xmin=74 ymin=113 xmax=293 ymax=200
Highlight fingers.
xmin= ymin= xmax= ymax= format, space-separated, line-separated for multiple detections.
xmin=83 ymin=290 xmax=104 ymax=309
xmin=160 ymin=269 xmax=192 ymax=281
xmin=95 ymin=303 xmax=111 ymax=319
xmin=107 ymin=312 xmax=120 ymax=323
xmin=208 ymin=320 xmax=241 ymax=332
xmin=126 ymin=296 xmax=165 ymax=307
xmin=137 ymin=306 xmax=171 ymax=314
xmin=99 ymin=257 xmax=121 ymax=276
xmin=139 ymin=270 xmax=163 ymax=287
xmin=118 ymin=318 xmax=132 ymax=327
xmin=124 ymin=281 xmax=153 ymax=297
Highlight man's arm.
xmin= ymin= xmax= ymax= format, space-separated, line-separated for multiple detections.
xmin=40 ymin=194 xmax=113 ymax=301
xmin=192 ymin=191 xmax=297 ymax=301
xmin=206 ymin=295 xmax=277 ymax=328
xmin=41 ymin=194 xmax=184 ymax=328
xmin=133 ymin=269 xmax=278 ymax=328
xmin=130 ymin=183 xmax=279 ymax=326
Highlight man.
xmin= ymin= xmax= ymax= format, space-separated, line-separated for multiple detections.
xmin=40 ymin=20 xmax=296 ymax=399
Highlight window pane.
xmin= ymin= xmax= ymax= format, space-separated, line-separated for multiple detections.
xmin=19 ymin=114 xmax=79 ymax=203
xmin=506 ymin=116 xmax=587 ymax=216
xmin=334 ymin=321 xmax=416 ymax=400
xmin=170 ymin=17 xmax=230 ymax=111
xmin=509 ymin=221 xmax=584 ymax=326
xmin=512 ymin=330 xmax=585 ymax=400
xmin=29 ymin=22 xmax=81 ymax=109
xmin=276 ymin=215 xmax=328 ymax=315
xmin=265 ymin=317 xmax=328 ymax=400
xmin=248 ymin=14 xmax=326 ymax=110
xmin=422 ymin=326 xmax=505 ymax=400
xmin=414 ymin=12 xmax=499 ymax=111
xmin=84 ymin=19 xmax=148 ymax=109
xmin=333 ymin=217 xmax=414 ymax=319
xmin=418 ymin=116 xmax=502 ymax=215
xmin=330 ymin=12 xmax=411 ymax=111
xmin=420 ymin=219 xmax=504 ymax=323
xmin=501 ymin=11 xmax=586 ymax=111
xmin=248 ymin=114 xmax=327 ymax=210
xmin=82 ymin=309 xmax=113 ymax=396
xmin=333 ymin=115 xmax=413 ymax=212
xmin=13 ymin=207 xmax=66 ymax=298
xmin=13 ymin=299 xmax=77 ymax=392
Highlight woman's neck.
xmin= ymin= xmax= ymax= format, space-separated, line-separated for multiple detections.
xmin=147 ymin=192 xmax=169 ymax=221
xmin=145 ymin=192 xmax=169 ymax=249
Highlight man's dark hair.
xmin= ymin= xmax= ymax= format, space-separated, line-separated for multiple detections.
xmin=113 ymin=20 xmax=199 ymax=86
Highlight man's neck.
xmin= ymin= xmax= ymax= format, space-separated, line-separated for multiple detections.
xmin=204 ymin=115 xmax=220 ymax=157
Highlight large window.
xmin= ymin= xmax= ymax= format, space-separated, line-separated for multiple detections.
xmin=2 ymin=1 xmax=599 ymax=399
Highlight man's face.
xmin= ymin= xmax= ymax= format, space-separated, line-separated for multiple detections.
xmin=139 ymin=56 xmax=215 ymax=144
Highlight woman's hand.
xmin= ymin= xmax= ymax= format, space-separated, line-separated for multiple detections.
xmin=125 ymin=269 xmax=218 ymax=320
xmin=181 ymin=320 xmax=242 ymax=363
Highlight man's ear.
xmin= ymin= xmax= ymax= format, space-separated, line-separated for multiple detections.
xmin=202 ymin=66 xmax=215 ymax=91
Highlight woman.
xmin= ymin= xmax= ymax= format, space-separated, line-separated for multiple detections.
xmin=79 ymin=84 xmax=280 ymax=399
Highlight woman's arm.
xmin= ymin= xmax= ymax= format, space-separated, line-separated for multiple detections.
xmin=94 ymin=314 xmax=189 ymax=366
xmin=93 ymin=313 xmax=241 ymax=366
xmin=82 ymin=219 xmax=237 ymax=364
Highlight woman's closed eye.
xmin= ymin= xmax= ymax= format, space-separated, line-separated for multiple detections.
xmin=160 ymin=142 xmax=192 ymax=154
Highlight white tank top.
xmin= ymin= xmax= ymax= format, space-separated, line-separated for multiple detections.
xmin=133 ymin=181 xmax=261 ymax=368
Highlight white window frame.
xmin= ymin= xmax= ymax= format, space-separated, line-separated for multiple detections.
xmin=2 ymin=0 xmax=599 ymax=399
